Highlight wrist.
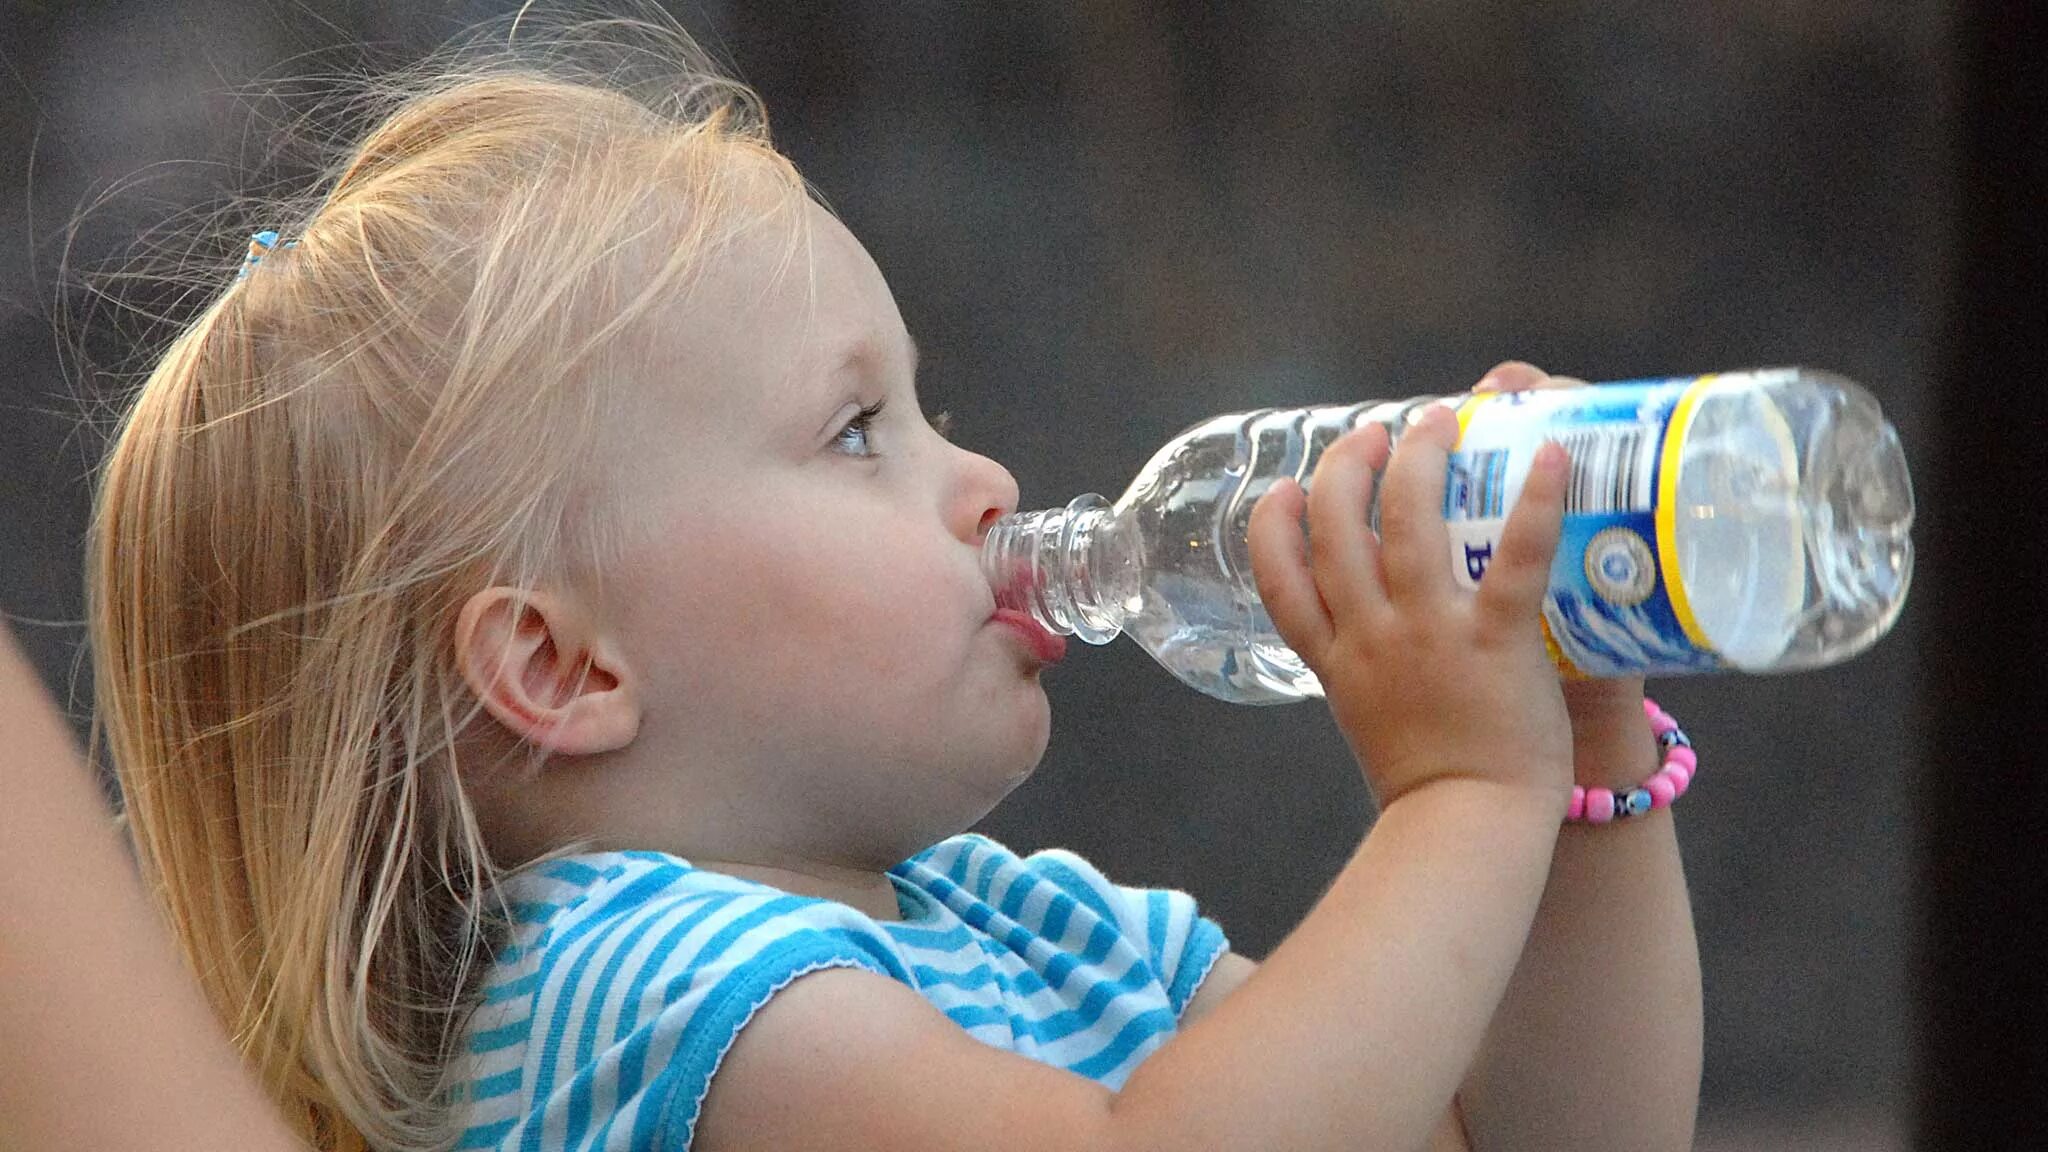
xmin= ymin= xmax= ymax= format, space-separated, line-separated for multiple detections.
xmin=1571 ymin=719 xmax=1658 ymax=790
xmin=1388 ymin=773 xmax=1574 ymax=829
xmin=1564 ymin=681 xmax=1658 ymax=790
xmin=1565 ymin=699 xmax=1698 ymax=824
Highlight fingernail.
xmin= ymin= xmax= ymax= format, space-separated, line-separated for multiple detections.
xmin=1473 ymin=373 xmax=1501 ymax=393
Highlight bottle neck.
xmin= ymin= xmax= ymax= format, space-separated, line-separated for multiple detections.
xmin=981 ymin=493 xmax=1131 ymax=644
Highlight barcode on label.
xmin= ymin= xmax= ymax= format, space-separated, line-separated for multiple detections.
xmin=1554 ymin=426 xmax=1655 ymax=514
xmin=1457 ymin=449 xmax=1510 ymax=517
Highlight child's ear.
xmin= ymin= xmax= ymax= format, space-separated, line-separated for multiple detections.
xmin=454 ymin=587 xmax=640 ymax=755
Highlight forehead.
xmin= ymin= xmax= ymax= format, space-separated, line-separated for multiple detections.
xmin=636 ymin=201 xmax=904 ymax=429
xmin=784 ymin=207 xmax=903 ymax=380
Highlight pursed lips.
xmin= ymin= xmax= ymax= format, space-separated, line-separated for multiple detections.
xmin=990 ymin=608 xmax=1066 ymax=665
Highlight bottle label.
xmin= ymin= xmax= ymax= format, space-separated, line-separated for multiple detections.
xmin=1443 ymin=376 xmax=1727 ymax=677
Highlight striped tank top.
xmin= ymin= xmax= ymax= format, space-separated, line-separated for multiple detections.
xmin=448 ymin=832 xmax=1229 ymax=1150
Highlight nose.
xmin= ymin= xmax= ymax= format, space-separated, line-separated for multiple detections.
xmin=952 ymin=446 xmax=1019 ymax=546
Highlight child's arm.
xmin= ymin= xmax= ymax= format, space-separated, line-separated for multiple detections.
xmin=0 ymin=628 xmax=310 ymax=1151
xmin=1176 ymin=699 xmax=1702 ymax=1152
xmin=1454 ymin=365 xmax=1702 ymax=1150
xmin=1183 ymin=957 xmax=1478 ymax=1151
xmin=1457 ymin=681 xmax=1703 ymax=1150
xmin=698 ymin=405 xmax=1581 ymax=1152
xmin=1184 ymin=695 xmax=1704 ymax=1152
xmin=698 ymin=780 xmax=1561 ymax=1152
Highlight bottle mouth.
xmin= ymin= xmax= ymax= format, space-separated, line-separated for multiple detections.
xmin=985 ymin=516 xmax=1039 ymax=616
xmin=981 ymin=494 xmax=1123 ymax=644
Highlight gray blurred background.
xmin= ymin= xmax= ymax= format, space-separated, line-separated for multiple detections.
xmin=0 ymin=2 xmax=1987 ymax=1148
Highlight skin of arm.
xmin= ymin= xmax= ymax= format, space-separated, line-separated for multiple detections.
xmin=1180 ymin=692 xmax=1701 ymax=1152
xmin=1184 ymin=954 xmax=1475 ymax=1152
xmin=1455 ymin=679 xmax=1702 ymax=1150
xmin=0 ymin=628 xmax=309 ymax=1152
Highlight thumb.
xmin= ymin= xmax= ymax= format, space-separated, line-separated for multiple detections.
xmin=1475 ymin=440 xmax=1569 ymax=631
xmin=1248 ymin=478 xmax=1336 ymax=667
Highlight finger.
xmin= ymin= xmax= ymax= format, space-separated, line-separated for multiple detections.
xmin=1375 ymin=404 xmax=1459 ymax=602
xmin=1248 ymin=478 xmax=1336 ymax=665
xmin=1475 ymin=439 xmax=1570 ymax=632
xmin=1473 ymin=361 xmax=1547 ymax=394
xmin=1303 ymin=422 xmax=1393 ymax=626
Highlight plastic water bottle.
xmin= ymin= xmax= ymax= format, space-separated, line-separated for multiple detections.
xmin=982 ymin=368 xmax=1914 ymax=705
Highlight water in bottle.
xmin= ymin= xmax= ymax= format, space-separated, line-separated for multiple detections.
xmin=982 ymin=368 xmax=1914 ymax=705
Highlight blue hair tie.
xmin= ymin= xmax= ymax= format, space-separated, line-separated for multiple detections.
xmin=235 ymin=229 xmax=300 ymax=281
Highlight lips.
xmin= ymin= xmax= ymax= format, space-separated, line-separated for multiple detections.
xmin=990 ymin=556 xmax=1036 ymax=614
xmin=987 ymin=543 xmax=1065 ymax=664
xmin=991 ymin=608 xmax=1067 ymax=665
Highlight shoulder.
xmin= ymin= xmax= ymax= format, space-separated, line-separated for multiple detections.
xmin=451 ymin=850 xmax=916 ymax=1152
xmin=500 ymin=847 xmax=919 ymax=1012
xmin=506 ymin=847 xmax=908 ymax=949
xmin=695 ymin=961 xmax=1121 ymax=1152
xmin=485 ymin=851 xmax=914 ymax=990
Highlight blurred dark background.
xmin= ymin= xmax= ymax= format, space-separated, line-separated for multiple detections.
xmin=2 ymin=2 xmax=2041 ymax=1148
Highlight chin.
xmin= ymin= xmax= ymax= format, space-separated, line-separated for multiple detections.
xmin=969 ymin=691 xmax=1051 ymax=768
xmin=987 ymin=719 xmax=1049 ymax=785
xmin=1002 ymin=749 xmax=1045 ymax=788
xmin=945 ymin=756 xmax=1039 ymax=834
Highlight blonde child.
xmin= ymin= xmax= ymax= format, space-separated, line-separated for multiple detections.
xmin=83 ymin=10 xmax=1700 ymax=1151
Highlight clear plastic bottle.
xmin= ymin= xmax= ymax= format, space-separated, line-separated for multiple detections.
xmin=983 ymin=368 xmax=1914 ymax=705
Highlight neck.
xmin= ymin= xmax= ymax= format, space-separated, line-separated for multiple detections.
xmin=688 ymin=854 xmax=906 ymax=921
xmin=462 ymin=733 xmax=921 ymax=922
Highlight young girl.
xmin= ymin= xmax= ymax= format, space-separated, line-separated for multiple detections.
xmin=84 ymin=11 xmax=1700 ymax=1152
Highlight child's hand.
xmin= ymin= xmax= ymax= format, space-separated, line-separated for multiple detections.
xmin=1247 ymin=398 xmax=1575 ymax=813
xmin=1472 ymin=361 xmax=1657 ymax=788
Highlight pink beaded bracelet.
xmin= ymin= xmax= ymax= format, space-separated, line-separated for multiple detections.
xmin=1565 ymin=698 xmax=1696 ymax=824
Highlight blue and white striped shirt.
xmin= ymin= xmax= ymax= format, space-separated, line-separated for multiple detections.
xmin=448 ymin=832 xmax=1229 ymax=1151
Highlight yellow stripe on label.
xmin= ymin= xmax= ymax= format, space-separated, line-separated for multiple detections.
xmin=1655 ymin=375 xmax=1717 ymax=652
xmin=1453 ymin=392 xmax=1498 ymax=445
xmin=1541 ymin=616 xmax=1589 ymax=679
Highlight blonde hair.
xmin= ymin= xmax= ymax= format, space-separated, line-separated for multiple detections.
xmin=84 ymin=6 xmax=812 ymax=1149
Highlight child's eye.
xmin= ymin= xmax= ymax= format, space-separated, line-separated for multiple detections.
xmin=832 ymin=401 xmax=956 ymax=458
xmin=833 ymin=401 xmax=888 ymax=458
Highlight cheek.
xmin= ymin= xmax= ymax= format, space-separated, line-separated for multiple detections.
xmin=650 ymin=502 xmax=956 ymax=691
xmin=760 ymin=544 xmax=950 ymax=683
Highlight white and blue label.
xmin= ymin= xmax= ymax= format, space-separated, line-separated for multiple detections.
xmin=1439 ymin=378 xmax=1726 ymax=678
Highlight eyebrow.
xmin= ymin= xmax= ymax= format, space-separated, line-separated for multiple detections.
xmin=825 ymin=333 xmax=919 ymax=396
